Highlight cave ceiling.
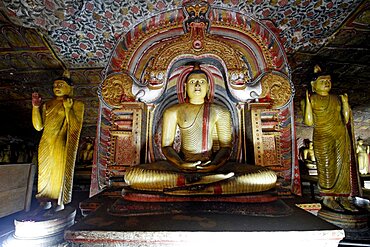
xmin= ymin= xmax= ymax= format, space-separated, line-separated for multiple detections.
xmin=0 ymin=0 xmax=369 ymax=143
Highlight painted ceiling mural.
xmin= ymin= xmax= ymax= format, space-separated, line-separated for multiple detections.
xmin=0 ymin=0 xmax=369 ymax=152
xmin=1 ymin=0 xmax=363 ymax=68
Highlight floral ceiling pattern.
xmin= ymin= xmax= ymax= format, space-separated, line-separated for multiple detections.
xmin=1 ymin=0 xmax=362 ymax=68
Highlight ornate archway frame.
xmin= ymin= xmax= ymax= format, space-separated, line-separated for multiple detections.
xmin=91 ymin=1 xmax=300 ymax=196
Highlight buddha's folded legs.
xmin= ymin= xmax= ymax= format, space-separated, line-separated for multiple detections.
xmin=124 ymin=161 xmax=277 ymax=194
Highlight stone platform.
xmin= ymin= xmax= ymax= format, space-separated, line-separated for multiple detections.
xmin=4 ymin=206 xmax=76 ymax=247
xmin=122 ymin=187 xmax=279 ymax=203
xmin=65 ymin=192 xmax=345 ymax=247
xmin=108 ymin=197 xmax=292 ymax=217
xmin=318 ymin=208 xmax=369 ymax=230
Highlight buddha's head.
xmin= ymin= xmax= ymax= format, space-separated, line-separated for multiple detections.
xmin=309 ymin=141 xmax=314 ymax=149
xmin=358 ymin=139 xmax=364 ymax=146
xmin=311 ymin=65 xmax=331 ymax=96
xmin=53 ymin=77 xmax=73 ymax=97
xmin=86 ymin=142 xmax=93 ymax=150
xmin=184 ymin=66 xmax=209 ymax=104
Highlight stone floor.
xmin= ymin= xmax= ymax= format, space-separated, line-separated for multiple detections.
xmin=1 ymin=185 xmax=370 ymax=246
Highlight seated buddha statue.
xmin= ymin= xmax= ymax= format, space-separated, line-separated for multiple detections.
xmin=303 ymin=141 xmax=317 ymax=169
xmin=124 ymin=66 xmax=277 ymax=195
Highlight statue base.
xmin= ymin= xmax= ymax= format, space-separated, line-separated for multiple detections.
xmin=318 ymin=208 xmax=369 ymax=231
xmin=108 ymin=198 xmax=292 ymax=217
xmin=3 ymin=205 xmax=76 ymax=247
xmin=122 ymin=187 xmax=278 ymax=203
xmin=66 ymin=193 xmax=345 ymax=247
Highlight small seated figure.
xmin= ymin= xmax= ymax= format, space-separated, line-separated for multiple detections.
xmin=0 ymin=145 xmax=11 ymax=163
xmin=125 ymin=66 xmax=277 ymax=195
xmin=303 ymin=141 xmax=317 ymax=169
xmin=357 ymin=139 xmax=369 ymax=175
xmin=79 ymin=141 xmax=94 ymax=167
xmin=16 ymin=144 xmax=29 ymax=163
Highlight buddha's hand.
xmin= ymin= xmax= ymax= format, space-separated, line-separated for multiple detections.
xmin=196 ymin=161 xmax=218 ymax=172
xmin=340 ymin=93 xmax=348 ymax=104
xmin=63 ymin=98 xmax=73 ymax=110
xmin=181 ymin=161 xmax=202 ymax=171
xmin=32 ymin=92 xmax=41 ymax=108
xmin=305 ymin=90 xmax=311 ymax=102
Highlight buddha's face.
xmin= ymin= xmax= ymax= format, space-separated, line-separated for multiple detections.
xmin=53 ymin=79 xmax=72 ymax=97
xmin=312 ymin=75 xmax=331 ymax=95
xmin=186 ymin=72 xmax=209 ymax=101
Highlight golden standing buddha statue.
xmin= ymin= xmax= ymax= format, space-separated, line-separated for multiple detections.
xmin=32 ymin=76 xmax=84 ymax=211
xmin=124 ymin=67 xmax=277 ymax=195
xmin=357 ymin=139 xmax=369 ymax=175
xmin=302 ymin=65 xmax=357 ymax=212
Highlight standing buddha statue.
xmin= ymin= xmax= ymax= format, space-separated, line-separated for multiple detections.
xmin=302 ymin=65 xmax=359 ymax=212
xmin=32 ymin=74 xmax=84 ymax=211
xmin=357 ymin=139 xmax=369 ymax=175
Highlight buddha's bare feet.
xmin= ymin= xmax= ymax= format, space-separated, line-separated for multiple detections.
xmin=54 ymin=203 xmax=65 ymax=212
xmin=28 ymin=202 xmax=52 ymax=217
xmin=41 ymin=201 xmax=52 ymax=210
xmin=322 ymin=196 xmax=344 ymax=212
xmin=337 ymin=197 xmax=359 ymax=212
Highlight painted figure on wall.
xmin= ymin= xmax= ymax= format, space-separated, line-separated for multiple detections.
xmin=32 ymin=74 xmax=84 ymax=211
xmin=302 ymin=65 xmax=359 ymax=212
xmin=125 ymin=64 xmax=277 ymax=195
xmin=357 ymin=139 xmax=369 ymax=175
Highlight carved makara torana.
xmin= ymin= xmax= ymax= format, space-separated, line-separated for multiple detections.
xmin=101 ymin=73 xmax=135 ymax=107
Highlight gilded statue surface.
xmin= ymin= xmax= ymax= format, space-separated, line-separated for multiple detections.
xmin=303 ymin=141 xmax=316 ymax=163
xmin=260 ymin=72 xmax=292 ymax=108
xmin=101 ymin=73 xmax=135 ymax=107
xmin=357 ymin=139 xmax=369 ymax=175
xmin=302 ymin=65 xmax=358 ymax=212
xmin=32 ymin=76 xmax=84 ymax=211
xmin=303 ymin=141 xmax=316 ymax=168
xmin=124 ymin=65 xmax=277 ymax=195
